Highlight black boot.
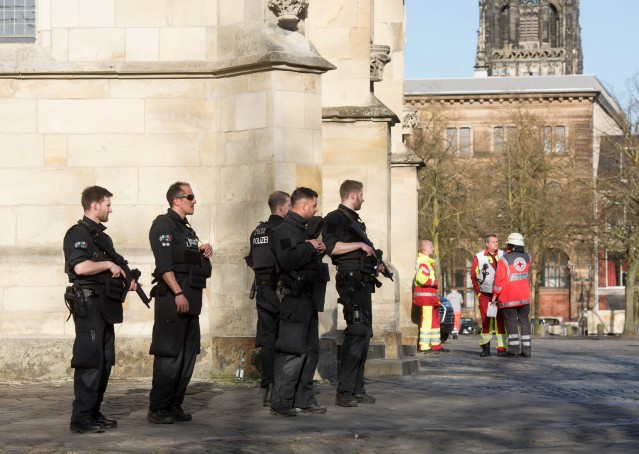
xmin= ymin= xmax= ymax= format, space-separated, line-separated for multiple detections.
xmin=480 ymin=342 xmax=491 ymax=357
xmin=263 ymin=383 xmax=273 ymax=407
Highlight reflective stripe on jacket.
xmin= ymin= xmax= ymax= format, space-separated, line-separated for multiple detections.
xmin=493 ymin=251 xmax=532 ymax=309
xmin=413 ymin=252 xmax=439 ymax=306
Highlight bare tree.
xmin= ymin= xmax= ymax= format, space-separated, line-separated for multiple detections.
xmin=486 ymin=105 xmax=591 ymax=333
xmin=411 ymin=104 xmax=484 ymax=286
xmin=596 ymin=74 xmax=639 ymax=335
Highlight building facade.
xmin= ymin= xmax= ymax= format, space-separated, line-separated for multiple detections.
xmin=405 ymin=75 xmax=624 ymax=329
xmin=0 ymin=1 xmax=418 ymax=380
xmin=475 ymin=0 xmax=583 ymax=78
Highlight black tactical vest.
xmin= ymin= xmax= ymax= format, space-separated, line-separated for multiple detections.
xmin=247 ymin=216 xmax=282 ymax=277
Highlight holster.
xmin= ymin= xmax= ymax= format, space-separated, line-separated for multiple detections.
xmin=101 ymin=278 xmax=124 ymax=324
xmin=65 ymin=285 xmax=88 ymax=320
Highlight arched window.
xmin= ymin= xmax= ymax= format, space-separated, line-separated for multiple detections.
xmin=541 ymin=249 xmax=569 ymax=288
xmin=499 ymin=6 xmax=510 ymax=48
xmin=549 ymin=4 xmax=559 ymax=47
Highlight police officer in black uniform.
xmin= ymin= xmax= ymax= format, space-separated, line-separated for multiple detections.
xmin=323 ymin=180 xmax=384 ymax=407
xmin=270 ymin=187 xmax=329 ymax=416
xmin=63 ymin=186 xmax=137 ymax=433
xmin=147 ymin=182 xmax=212 ymax=424
xmin=246 ymin=191 xmax=291 ymax=406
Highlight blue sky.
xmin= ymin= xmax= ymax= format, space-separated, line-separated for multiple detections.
xmin=405 ymin=0 xmax=639 ymax=105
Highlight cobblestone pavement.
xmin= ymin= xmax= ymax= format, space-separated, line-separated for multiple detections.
xmin=2 ymin=335 xmax=639 ymax=453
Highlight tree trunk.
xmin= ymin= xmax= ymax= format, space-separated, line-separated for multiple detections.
xmin=623 ymin=263 xmax=637 ymax=335
xmin=533 ymin=264 xmax=543 ymax=335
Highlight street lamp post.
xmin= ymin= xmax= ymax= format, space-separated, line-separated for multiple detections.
xmin=572 ymin=267 xmax=592 ymax=336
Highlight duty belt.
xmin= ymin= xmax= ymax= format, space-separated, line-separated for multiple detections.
xmin=256 ymin=279 xmax=274 ymax=286
xmin=83 ymin=289 xmax=98 ymax=299
xmin=339 ymin=270 xmax=375 ymax=283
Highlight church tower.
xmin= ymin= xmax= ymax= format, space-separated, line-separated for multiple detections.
xmin=475 ymin=0 xmax=583 ymax=77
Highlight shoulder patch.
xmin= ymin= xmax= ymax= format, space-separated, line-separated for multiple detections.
xmin=159 ymin=234 xmax=173 ymax=246
xmin=279 ymin=238 xmax=292 ymax=250
xmin=74 ymin=241 xmax=88 ymax=250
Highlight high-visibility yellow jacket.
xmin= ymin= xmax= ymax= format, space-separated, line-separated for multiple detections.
xmin=413 ymin=252 xmax=439 ymax=306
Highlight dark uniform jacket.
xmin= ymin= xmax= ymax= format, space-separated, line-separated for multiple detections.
xmin=63 ymin=216 xmax=125 ymax=324
xmin=322 ymin=204 xmax=377 ymax=274
xmin=272 ymin=211 xmax=327 ymax=312
xmin=149 ymin=209 xmax=212 ymax=316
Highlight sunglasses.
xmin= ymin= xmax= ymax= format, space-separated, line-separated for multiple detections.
xmin=177 ymin=194 xmax=195 ymax=201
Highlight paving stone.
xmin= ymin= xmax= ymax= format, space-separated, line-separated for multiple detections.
xmin=1 ymin=336 xmax=639 ymax=452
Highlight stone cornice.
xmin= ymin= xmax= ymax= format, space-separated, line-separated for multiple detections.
xmin=0 ymin=51 xmax=336 ymax=79
xmin=0 ymin=24 xmax=336 ymax=79
xmin=405 ymin=92 xmax=597 ymax=108
xmin=323 ymin=95 xmax=400 ymax=124
xmin=391 ymin=149 xmax=423 ymax=167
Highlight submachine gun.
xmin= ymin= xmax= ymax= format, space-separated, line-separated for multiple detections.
xmin=347 ymin=220 xmax=394 ymax=283
xmin=79 ymin=220 xmax=151 ymax=308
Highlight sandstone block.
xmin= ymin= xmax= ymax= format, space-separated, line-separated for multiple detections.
xmin=126 ymin=28 xmax=159 ymax=61
xmin=51 ymin=28 xmax=69 ymax=61
xmin=283 ymin=128 xmax=314 ymax=163
xmin=159 ymin=27 xmax=206 ymax=61
xmin=79 ymin=0 xmax=115 ymax=27
xmin=1 ymin=169 xmax=94 ymax=206
xmin=14 ymin=79 xmax=109 ymax=99
xmin=38 ymin=100 xmax=144 ymax=134
xmin=51 ymin=0 xmax=79 ymax=28
xmin=274 ymin=91 xmax=305 ymax=129
xmin=44 ymin=134 xmax=67 ymax=167
xmin=218 ymin=0 xmax=246 ymax=26
xmin=68 ymin=134 xmax=200 ymax=167
xmin=0 ymin=135 xmax=43 ymax=167
xmin=309 ymin=28 xmax=350 ymax=60
xmin=115 ymin=0 xmax=167 ymax=27
xmin=236 ymin=91 xmax=267 ymax=131
xmin=0 ymin=100 xmax=37 ymax=133
xmin=68 ymin=28 xmax=125 ymax=61
xmin=111 ymin=78 xmax=208 ymax=99
xmin=350 ymin=28 xmax=370 ymax=59
xmin=172 ymin=0 xmax=217 ymax=26
xmin=0 ymin=308 xmax=68 ymax=341
xmin=311 ymin=0 xmax=358 ymax=28
xmin=0 ymin=209 xmax=16 ymax=245
xmin=145 ymin=99 xmax=217 ymax=133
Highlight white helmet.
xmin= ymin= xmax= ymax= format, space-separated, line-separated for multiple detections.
xmin=506 ymin=232 xmax=525 ymax=247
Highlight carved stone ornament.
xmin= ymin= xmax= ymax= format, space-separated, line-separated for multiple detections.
xmin=268 ymin=0 xmax=308 ymax=30
xmin=402 ymin=109 xmax=419 ymax=134
xmin=370 ymin=44 xmax=392 ymax=82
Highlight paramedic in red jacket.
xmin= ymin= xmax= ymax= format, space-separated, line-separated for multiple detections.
xmin=492 ymin=232 xmax=532 ymax=358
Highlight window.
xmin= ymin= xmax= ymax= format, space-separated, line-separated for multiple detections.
xmin=460 ymin=127 xmax=471 ymax=155
xmin=541 ymin=249 xmax=569 ymax=288
xmin=446 ymin=127 xmax=472 ymax=155
xmin=519 ymin=9 xmax=539 ymax=42
xmin=555 ymin=126 xmax=566 ymax=154
xmin=0 ymin=0 xmax=35 ymax=42
xmin=543 ymin=126 xmax=552 ymax=153
xmin=599 ymin=250 xmax=626 ymax=288
xmin=494 ymin=126 xmax=517 ymax=152
xmin=446 ymin=128 xmax=456 ymax=151
xmin=494 ymin=127 xmax=504 ymax=153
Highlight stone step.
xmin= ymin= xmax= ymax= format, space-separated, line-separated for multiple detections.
xmin=402 ymin=344 xmax=417 ymax=357
xmin=365 ymin=357 xmax=420 ymax=377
